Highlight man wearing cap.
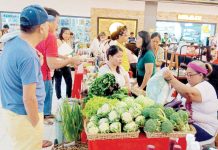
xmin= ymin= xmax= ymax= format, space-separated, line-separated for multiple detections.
xmin=36 ymin=8 xmax=81 ymax=121
xmin=0 ymin=5 xmax=52 ymax=149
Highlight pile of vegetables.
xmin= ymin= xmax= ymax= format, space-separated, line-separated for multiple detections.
xmin=82 ymin=96 xmax=119 ymax=119
xmin=142 ymin=104 xmax=190 ymax=133
xmin=85 ymin=95 xmax=155 ymax=134
xmin=84 ymin=73 xmax=128 ymax=103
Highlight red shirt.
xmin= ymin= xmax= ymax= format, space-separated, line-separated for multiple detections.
xmin=36 ymin=32 xmax=58 ymax=81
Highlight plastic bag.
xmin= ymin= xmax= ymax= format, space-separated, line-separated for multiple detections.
xmin=146 ymin=67 xmax=171 ymax=105
xmin=58 ymin=42 xmax=73 ymax=56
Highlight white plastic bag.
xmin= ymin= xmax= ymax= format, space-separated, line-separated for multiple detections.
xmin=146 ymin=67 xmax=171 ymax=105
xmin=58 ymin=42 xmax=73 ymax=56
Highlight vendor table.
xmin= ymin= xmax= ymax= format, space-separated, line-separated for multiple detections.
xmin=88 ymin=133 xmax=186 ymax=150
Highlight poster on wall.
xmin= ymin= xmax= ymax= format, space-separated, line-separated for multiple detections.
xmin=0 ymin=12 xmax=91 ymax=44
xmin=59 ymin=16 xmax=90 ymax=44
xmin=1 ymin=12 xmax=20 ymax=31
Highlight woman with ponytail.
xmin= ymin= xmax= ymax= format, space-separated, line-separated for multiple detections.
xmin=163 ymin=60 xmax=218 ymax=142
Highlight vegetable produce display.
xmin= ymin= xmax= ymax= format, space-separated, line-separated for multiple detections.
xmin=85 ymin=95 xmax=155 ymax=134
xmin=84 ymin=73 xmax=128 ymax=103
xmin=143 ymin=104 xmax=190 ymax=134
xmin=84 ymin=93 xmax=192 ymax=138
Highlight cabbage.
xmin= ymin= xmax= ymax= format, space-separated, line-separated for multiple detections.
xmin=128 ymin=103 xmax=143 ymax=118
xmin=87 ymin=122 xmax=97 ymax=129
xmin=99 ymin=122 xmax=110 ymax=133
xmin=109 ymin=122 xmax=121 ymax=133
xmin=90 ymin=115 xmax=99 ymax=125
xmin=135 ymin=115 xmax=146 ymax=127
xmin=123 ymin=121 xmax=138 ymax=132
xmin=115 ymin=101 xmax=128 ymax=115
xmin=124 ymin=97 xmax=135 ymax=109
xmin=98 ymin=118 xmax=109 ymax=125
xmin=108 ymin=110 xmax=120 ymax=122
xmin=97 ymin=103 xmax=111 ymax=117
xmin=121 ymin=112 xmax=133 ymax=124
xmin=135 ymin=95 xmax=155 ymax=109
xmin=88 ymin=126 xmax=99 ymax=134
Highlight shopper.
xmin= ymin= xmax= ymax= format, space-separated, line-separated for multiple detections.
xmin=163 ymin=60 xmax=218 ymax=142
xmin=54 ymin=27 xmax=73 ymax=99
xmin=128 ymin=32 xmax=136 ymax=43
xmin=99 ymin=45 xmax=130 ymax=88
xmin=90 ymin=32 xmax=107 ymax=57
xmin=36 ymin=8 xmax=81 ymax=121
xmin=161 ymin=32 xmax=171 ymax=44
xmin=0 ymin=5 xmax=51 ymax=150
xmin=111 ymin=25 xmax=131 ymax=71
xmin=125 ymin=43 xmax=138 ymax=78
xmin=0 ymin=24 xmax=10 ymax=52
xmin=0 ymin=24 xmax=9 ymax=37
xmin=136 ymin=31 xmax=156 ymax=90
xmin=151 ymin=32 xmax=164 ymax=69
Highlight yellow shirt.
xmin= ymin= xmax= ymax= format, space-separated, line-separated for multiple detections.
xmin=117 ymin=42 xmax=130 ymax=71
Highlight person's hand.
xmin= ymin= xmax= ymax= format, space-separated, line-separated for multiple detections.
xmin=28 ymin=115 xmax=39 ymax=127
xmin=69 ymin=56 xmax=81 ymax=66
xmin=163 ymin=69 xmax=174 ymax=82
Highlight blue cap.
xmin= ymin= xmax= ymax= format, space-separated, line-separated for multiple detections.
xmin=20 ymin=5 xmax=54 ymax=27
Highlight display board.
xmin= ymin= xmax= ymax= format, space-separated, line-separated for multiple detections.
xmin=0 ymin=12 xmax=91 ymax=43
xmin=1 ymin=12 xmax=20 ymax=31
xmin=156 ymin=20 xmax=216 ymax=44
xmin=59 ymin=16 xmax=90 ymax=43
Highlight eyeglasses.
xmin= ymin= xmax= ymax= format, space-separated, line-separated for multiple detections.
xmin=184 ymin=72 xmax=199 ymax=78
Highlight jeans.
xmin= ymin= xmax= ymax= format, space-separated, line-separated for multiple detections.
xmin=44 ymin=80 xmax=53 ymax=116
xmin=54 ymin=66 xmax=72 ymax=99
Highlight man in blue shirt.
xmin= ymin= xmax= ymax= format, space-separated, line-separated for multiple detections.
xmin=0 ymin=5 xmax=54 ymax=150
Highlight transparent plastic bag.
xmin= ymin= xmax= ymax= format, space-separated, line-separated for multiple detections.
xmin=146 ymin=67 xmax=171 ymax=105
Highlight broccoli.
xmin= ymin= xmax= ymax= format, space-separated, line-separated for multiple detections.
xmin=144 ymin=119 xmax=161 ymax=132
xmin=177 ymin=110 xmax=189 ymax=124
xmin=164 ymin=107 xmax=175 ymax=119
xmin=161 ymin=119 xmax=174 ymax=133
xmin=142 ymin=108 xmax=151 ymax=119
xmin=149 ymin=108 xmax=167 ymax=122
xmin=169 ymin=112 xmax=184 ymax=131
xmin=180 ymin=123 xmax=190 ymax=131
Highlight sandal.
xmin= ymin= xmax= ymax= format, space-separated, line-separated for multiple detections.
xmin=42 ymin=140 xmax=53 ymax=148
xmin=44 ymin=114 xmax=55 ymax=119
xmin=44 ymin=119 xmax=54 ymax=125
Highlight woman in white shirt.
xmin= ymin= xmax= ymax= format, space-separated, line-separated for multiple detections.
xmin=54 ymin=27 xmax=73 ymax=99
xmin=99 ymin=45 xmax=130 ymax=89
xmin=163 ymin=60 xmax=218 ymax=142
xmin=151 ymin=32 xmax=164 ymax=69
xmin=90 ymin=32 xmax=107 ymax=58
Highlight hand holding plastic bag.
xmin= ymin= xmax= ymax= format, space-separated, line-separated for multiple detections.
xmin=146 ymin=67 xmax=171 ymax=105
